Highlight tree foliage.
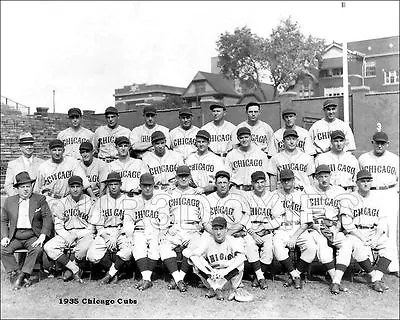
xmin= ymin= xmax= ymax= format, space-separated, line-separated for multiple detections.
xmin=150 ymin=95 xmax=185 ymax=110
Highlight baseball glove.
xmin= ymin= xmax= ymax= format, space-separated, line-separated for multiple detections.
xmin=234 ymin=288 xmax=254 ymax=302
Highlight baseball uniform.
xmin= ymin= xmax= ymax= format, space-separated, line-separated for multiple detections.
xmin=79 ymin=158 xmax=109 ymax=197
xmin=57 ymin=127 xmax=94 ymax=160
xmin=274 ymin=125 xmax=315 ymax=155
xmin=170 ymin=125 xmax=199 ymax=159
xmin=130 ymin=124 xmax=171 ymax=152
xmin=108 ymin=158 xmax=149 ymax=193
xmin=93 ymin=124 xmax=131 ymax=161
xmin=201 ymin=120 xmax=236 ymax=156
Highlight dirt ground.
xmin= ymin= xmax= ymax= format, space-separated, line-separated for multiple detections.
xmin=1 ymin=268 xmax=399 ymax=319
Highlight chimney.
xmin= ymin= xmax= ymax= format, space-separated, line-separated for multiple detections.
xmin=34 ymin=107 xmax=49 ymax=116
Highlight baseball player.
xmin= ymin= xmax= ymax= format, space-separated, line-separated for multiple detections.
xmin=108 ymin=136 xmax=148 ymax=195
xmin=309 ymin=99 xmax=356 ymax=154
xmin=225 ymin=127 xmax=271 ymax=192
xmin=79 ymin=141 xmax=108 ymax=197
xmin=92 ymin=106 xmax=131 ymax=163
xmin=57 ymin=108 xmax=94 ymax=160
xmin=123 ymin=173 xmax=169 ymax=290
xmin=159 ymin=165 xmax=208 ymax=292
xmin=245 ymin=171 xmax=283 ymax=289
xmin=170 ymin=107 xmax=199 ymax=160
xmin=184 ymin=216 xmax=248 ymax=301
xmin=268 ymin=129 xmax=315 ymax=191
xmin=274 ymin=108 xmax=315 ymax=155
xmin=271 ymin=169 xmax=317 ymax=290
xmin=315 ymin=130 xmax=359 ymax=191
xmin=4 ymin=132 xmax=43 ymax=196
xmin=306 ymin=164 xmax=352 ymax=294
xmin=141 ymin=131 xmax=184 ymax=189
xmin=358 ymin=131 xmax=399 ymax=274
xmin=86 ymin=172 xmax=132 ymax=284
xmin=129 ymin=105 xmax=171 ymax=159
xmin=232 ymin=102 xmax=277 ymax=157
xmin=43 ymin=176 xmax=94 ymax=283
xmin=185 ymin=129 xmax=226 ymax=195
xmin=201 ymin=102 xmax=236 ymax=157
xmin=341 ymin=169 xmax=396 ymax=292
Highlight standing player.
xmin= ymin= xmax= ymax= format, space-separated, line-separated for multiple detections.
xmin=185 ymin=130 xmax=226 ymax=195
xmin=225 ymin=127 xmax=270 ymax=192
xmin=86 ymin=172 xmax=132 ymax=284
xmin=272 ymin=169 xmax=317 ymax=290
xmin=108 ymin=136 xmax=148 ymax=195
xmin=274 ymin=109 xmax=315 ymax=155
xmin=309 ymin=99 xmax=356 ymax=154
xmin=142 ymin=131 xmax=184 ymax=189
xmin=129 ymin=105 xmax=171 ymax=159
xmin=44 ymin=176 xmax=93 ymax=283
xmin=232 ymin=102 xmax=277 ymax=157
xmin=57 ymin=108 xmax=94 ymax=160
xmin=358 ymin=131 xmax=399 ymax=274
xmin=79 ymin=141 xmax=108 ymax=197
xmin=201 ymin=102 xmax=236 ymax=157
xmin=93 ymin=106 xmax=131 ymax=163
xmin=170 ymin=107 xmax=199 ymax=160
xmin=315 ymin=130 xmax=359 ymax=191
xmin=4 ymin=132 xmax=43 ymax=196
xmin=269 ymin=129 xmax=315 ymax=191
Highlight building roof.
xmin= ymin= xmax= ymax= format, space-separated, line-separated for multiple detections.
xmin=114 ymin=83 xmax=185 ymax=97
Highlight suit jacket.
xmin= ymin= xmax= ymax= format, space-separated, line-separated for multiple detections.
xmin=4 ymin=156 xmax=44 ymax=196
xmin=1 ymin=193 xmax=53 ymax=240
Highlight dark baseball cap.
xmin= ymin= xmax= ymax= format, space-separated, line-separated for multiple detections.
xmin=282 ymin=109 xmax=296 ymax=117
xmin=212 ymin=216 xmax=227 ymax=228
xmin=356 ymin=169 xmax=373 ymax=181
xmin=176 ymin=165 xmax=191 ymax=176
xmin=209 ymin=102 xmax=226 ymax=111
xmin=79 ymin=141 xmax=93 ymax=152
xmin=280 ymin=169 xmax=295 ymax=180
xmin=68 ymin=108 xmax=82 ymax=117
xmin=323 ymin=99 xmax=337 ymax=109
xmin=151 ymin=131 xmax=166 ymax=143
xmin=105 ymin=106 xmax=118 ymax=115
xmin=143 ymin=105 xmax=157 ymax=115
xmin=251 ymin=171 xmax=266 ymax=182
xmin=179 ymin=107 xmax=193 ymax=116
xmin=140 ymin=173 xmax=155 ymax=185
xmin=283 ymin=129 xmax=298 ymax=139
xmin=215 ymin=170 xmax=230 ymax=180
xmin=372 ymin=131 xmax=388 ymax=143
xmin=104 ymin=172 xmax=121 ymax=183
xmin=331 ymin=130 xmax=345 ymax=140
xmin=245 ymin=102 xmax=260 ymax=111
xmin=315 ymin=164 xmax=331 ymax=175
xmin=237 ymin=127 xmax=251 ymax=138
xmin=49 ymin=139 xmax=64 ymax=149
xmin=68 ymin=175 xmax=83 ymax=186
xmin=196 ymin=129 xmax=211 ymax=141
xmin=115 ymin=136 xmax=130 ymax=146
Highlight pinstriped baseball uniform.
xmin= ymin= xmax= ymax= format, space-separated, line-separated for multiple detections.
xmin=79 ymin=158 xmax=109 ymax=196
xmin=108 ymin=158 xmax=149 ymax=192
xmin=142 ymin=150 xmax=184 ymax=185
xmin=201 ymin=120 xmax=236 ymax=155
xmin=57 ymin=127 xmax=94 ymax=160
xmin=170 ymin=125 xmax=199 ymax=159
xmin=130 ymin=124 xmax=171 ymax=152
xmin=93 ymin=125 xmax=131 ymax=159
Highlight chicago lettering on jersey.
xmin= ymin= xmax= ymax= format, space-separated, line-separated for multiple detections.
xmin=119 ymin=170 xmax=141 ymax=179
xmin=282 ymin=200 xmax=301 ymax=215
xmin=353 ymin=207 xmax=379 ymax=218
xmin=102 ymin=208 xmax=124 ymax=218
xmin=149 ymin=164 xmax=177 ymax=175
xmin=278 ymin=163 xmax=308 ymax=173
xmin=141 ymin=136 xmax=151 ymax=143
xmin=328 ymin=164 xmax=356 ymax=174
xmin=251 ymin=134 xmax=268 ymax=144
xmin=62 ymin=137 xmax=90 ymax=146
xmin=206 ymin=252 xmax=235 ymax=264
xmin=87 ymin=175 xmax=99 ymax=183
xmin=210 ymin=206 xmax=234 ymax=217
xmin=134 ymin=209 xmax=159 ymax=220
xmin=64 ymin=208 xmax=89 ymax=221
xmin=308 ymin=197 xmax=341 ymax=208
xmin=168 ymin=198 xmax=200 ymax=207
xmin=232 ymin=159 xmax=263 ymax=169
xmin=98 ymin=136 xmax=115 ymax=145
xmin=316 ymin=131 xmax=331 ymax=140
xmin=210 ymin=134 xmax=231 ymax=142
xmin=278 ymin=140 xmax=305 ymax=150
xmin=188 ymin=163 xmax=215 ymax=172
xmin=362 ymin=165 xmax=396 ymax=175
xmin=250 ymin=207 xmax=272 ymax=217
xmin=173 ymin=137 xmax=196 ymax=147
xmin=44 ymin=170 xmax=73 ymax=185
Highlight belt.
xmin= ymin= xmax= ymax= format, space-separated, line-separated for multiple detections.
xmin=121 ymin=190 xmax=141 ymax=196
xmin=99 ymin=157 xmax=117 ymax=163
xmin=340 ymin=185 xmax=355 ymax=191
xmin=105 ymin=225 xmax=122 ymax=228
xmin=235 ymin=184 xmax=253 ymax=191
xmin=281 ymin=221 xmax=301 ymax=226
xmin=370 ymin=184 xmax=396 ymax=190
xmin=215 ymin=152 xmax=228 ymax=157
xmin=356 ymin=225 xmax=376 ymax=230
xmin=153 ymin=184 xmax=170 ymax=190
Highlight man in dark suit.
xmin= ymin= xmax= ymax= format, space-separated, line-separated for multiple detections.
xmin=1 ymin=171 xmax=53 ymax=289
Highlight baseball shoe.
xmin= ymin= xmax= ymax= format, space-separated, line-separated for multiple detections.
xmin=100 ymin=273 xmax=114 ymax=285
xmin=293 ymin=277 xmax=302 ymax=290
xmin=227 ymin=289 xmax=236 ymax=301
xmin=259 ymin=278 xmax=268 ymax=290
xmin=138 ymin=280 xmax=153 ymax=291
xmin=13 ymin=272 xmax=25 ymax=290
xmin=9 ymin=270 xmax=18 ymax=284
xmin=215 ymin=289 xmax=225 ymax=300
xmin=73 ymin=269 xmax=84 ymax=284
xmin=330 ymin=283 xmax=340 ymax=295
xmin=370 ymin=281 xmax=384 ymax=293
xmin=176 ymin=280 xmax=187 ymax=292
xmin=23 ymin=276 xmax=33 ymax=288
xmin=205 ymin=288 xmax=216 ymax=298
xmin=135 ymin=280 xmax=144 ymax=289
xmin=283 ymin=278 xmax=294 ymax=288
xmin=63 ymin=270 xmax=74 ymax=282
xmin=339 ymin=284 xmax=348 ymax=292
xmin=167 ymin=279 xmax=177 ymax=290
xmin=379 ymin=280 xmax=389 ymax=291
xmin=251 ymin=278 xmax=259 ymax=287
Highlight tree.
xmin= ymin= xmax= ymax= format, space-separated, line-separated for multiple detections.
xmin=150 ymin=95 xmax=185 ymax=110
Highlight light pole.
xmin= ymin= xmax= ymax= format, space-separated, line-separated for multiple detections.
xmin=341 ymin=1 xmax=350 ymax=125
xmin=53 ymin=89 xmax=55 ymax=113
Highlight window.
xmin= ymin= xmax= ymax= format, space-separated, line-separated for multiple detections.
xmin=299 ymin=84 xmax=314 ymax=98
xmin=365 ymin=61 xmax=376 ymax=77
xmin=332 ymin=68 xmax=343 ymax=76
xmin=195 ymin=82 xmax=206 ymax=93
xmin=384 ymin=70 xmax=399 ymax=85
xmin=319 ymin=69 xmax=332 ymax=78
xmin=324 ymin=87 xmax=343 ymax=97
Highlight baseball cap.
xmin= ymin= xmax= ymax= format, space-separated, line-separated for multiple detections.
xmin=140 ymin=173 xmax=155 ymax=185
xmin=212 ymin=216 xmax=227 ymax=228
xmin=215 ymin=170 xmax=230 ymax=180
xmin=237 ymin=127 xmax=251 ymax=138
xmin=104 ymin=172 xmax=121 ymax=183
xmin=79 ymin=141 xmax=93 ymax=152
xmin=143 ymin=105 xmax=157 ymax=115
xmin=105 ymin=106 xmax=118 ymax=115
xmin=115 ymin=136 xmax=130 ymax=146
xmin=68 ymin=108 xmax=82 ymax=117
xmin=282 ymin=109 xmax=296 ymax=117
xmin=68 ymin=175 xmax=83 ymax=186
xmin=322 ymin=99 xmax=337 ymax=109
xmin=18 ymin=132 xmax=34 ymax=144
xmin=251 ymin=171 xmax=266 ymax=182
xmin=331 ymin=130 xmax=345 ymax=140
xmin=151 ymin=131 xmax=166 ymax=143
xmin=280 ymin=169 xmax=295 ymax=180
xmin=356 ymin=169 xmax=373 ymax=181
xmin=245 ymin=102 xmax=260 ymax=111
xmin=315 ymin=164 xmax=331 ymax=175
xmin=49 ymin=139 xmax=64 ymax=149
xmin=176 ymin=165 xmax=191 ymax=176
xmin=209 ymin=102 xmax=226 ymax=111
xmin=372 ymin=131 xmax=388 ymax=143
xmin=179 ymin=107 xmax=193 ymax=116
xmin=196 ymin=129 xmax=211 ymax=141
xmin=283 ymin=129 xmax=298 ymax=139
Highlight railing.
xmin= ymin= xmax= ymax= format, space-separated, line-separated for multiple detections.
xmin=1 ymin=96 xmax=31 ymax=115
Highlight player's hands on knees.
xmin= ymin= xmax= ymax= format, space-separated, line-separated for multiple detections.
xmin=32 ymin=234 xmax=46 ymax=248
xmin=194 ymin=187 xmax=204 ymax=195
xmin=1 ymin=237 xmax=10 ymax=247
xmin=65 ymin=234 xmax=77 ymax=247
xmin=366 ymin=236 xmax=378 ymax=249
xmin=252 ymin=233 xmax=263 ymax=245
xmin=287 ymin=237 xmax=297 ymax=249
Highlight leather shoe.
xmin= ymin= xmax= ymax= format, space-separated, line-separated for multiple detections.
xmin=13 ymin=272 xmax=25 ymax=290
xmin=9 ymin=271 xmax=18 ymax=284
xmin=100 ymin=273 xmax=114 ymax=285
xmin=251 ymin=278 xmax=259 ymax=287
xmin=23 ymin=277 xmax=33 ymax=288
xmin=167 ymin=279 xmax=177 ymax=290
xmin=215 ymin=289 xmax=225 ymax=300
xmin=370 ymin=281 xmax=384 ymax=293
xmin=176 ymin=280 xmax=187 ymax=292
xmin=379 ymin=280 xmax=389 ymax=291
xmin=205 ymin=288 xmax=216 ymax=298
xmin=138 ymin=280 xmax=153 ymax=291
xmin=259 ymin=278 xmax=268 ymax=290
xmin=73 ymin=269 xmax=84 ymax=283
xmin=330 ymin=283 xmax=340 ymax=295
xmin=293 ymin=277 xmax=302 ymax=290
xmin=63 ymin=270 xmax=74 ymax=282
